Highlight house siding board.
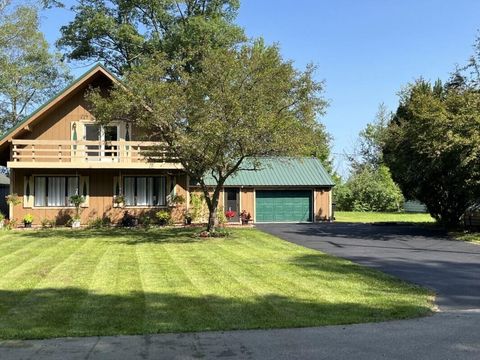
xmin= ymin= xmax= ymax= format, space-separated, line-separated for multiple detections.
xmin=11 ymin=169 xmax=187 ymax=225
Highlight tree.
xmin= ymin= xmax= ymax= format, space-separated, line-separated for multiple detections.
xmin=0 ymin=3 xmax=70 ymax=133
xmin=300 ymin=122 xmax=332 ymax=170
xmin=353 ymin=103 xmax=390 ymax=170
xmin=55 ymin=0 xmax=245 ymax=75
xmin=335 ymin=103 xmax=403 ymax=212
xmin=90 ymin=42 xmax=327 ymax=232
xmin=383 ymin=80 xmax=480 ymax=227
xmin=335 ymin=165 xmax=404 ymax=212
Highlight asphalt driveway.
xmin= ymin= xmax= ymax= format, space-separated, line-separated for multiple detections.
xmin=257 ymin=222 xmax=480 ymax=311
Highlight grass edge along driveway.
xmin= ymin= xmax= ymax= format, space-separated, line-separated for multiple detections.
xmin=0 ymin=228 xmax=434 ymax=340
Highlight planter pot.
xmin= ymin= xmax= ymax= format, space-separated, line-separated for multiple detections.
xmin=185 ymin=218 xmax=192 ymax=225
xmin=24 ymin=222 xmax=32 ymax=228
xmin=241 ymin=220 xmax=250 ymax=225
xmin=72 ymin=220 xmax=81 ymax=228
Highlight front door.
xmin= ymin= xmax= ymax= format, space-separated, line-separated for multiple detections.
xmin=224 ymin=188 xmax=240 ymax=222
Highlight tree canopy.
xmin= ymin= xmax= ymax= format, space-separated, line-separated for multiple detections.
xmin=383 ymin=80 xmax=480 ymax=226
xmin=90 ymin=41 xmax=328 ymax=231
xmin=0 ymin=3 xmax=70 ymax=133
xmin=55 ymin=0 xmax=245 ymax=75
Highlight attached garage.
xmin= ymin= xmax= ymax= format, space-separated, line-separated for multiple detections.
xmin=256 ymin=190 xmax=312 ymax=222
xmin=190 ymin=157 xmax=335 ymax=223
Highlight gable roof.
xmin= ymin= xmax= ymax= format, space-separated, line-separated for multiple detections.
xmin=197 ymin=157 xmax=335 ymax=187
xmin=0 ymin=63 xmax=119 ymax=149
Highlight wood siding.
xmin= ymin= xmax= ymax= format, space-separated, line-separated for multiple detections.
xmin=314 ymin=188 xmax=332 ymax=221
xmin=10 ymin=169 xmax=187 ymax=225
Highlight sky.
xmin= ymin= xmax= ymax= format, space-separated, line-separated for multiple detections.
xmin=39 ymin=0 xmax=480 ymax=177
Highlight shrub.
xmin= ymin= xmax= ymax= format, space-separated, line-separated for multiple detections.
xmin=156 ymin=210 xmax=171 ymax=226
xmin=88 ymin=217 xmax=110 ymax=229
xmin=121 ymin=211 xmax=138 ymax=227
xmin=190 ymin=193 xmax=207 ymax=222
xmin=139 ymin=214 xmax=152 ymax=228
xmin=336 ymin=165 xmax=404 ymax=212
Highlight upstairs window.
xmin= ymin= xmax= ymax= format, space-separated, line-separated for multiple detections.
xmin=34 ymin=176 xmax=79 ymax=207
xmin=123 ymin=176 xmax=166 ymax=206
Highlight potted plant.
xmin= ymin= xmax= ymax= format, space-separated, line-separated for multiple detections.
xmin=6 ymin=193 xmax=21 ymax=206
xmin=69 ymin=194 xmax=85 ymax=228
xmin=167 ymin=194 xmax=185 ymax=207
xmin=114 ymin=194 xmax=125 ymax=207
xmin=240 ymin=210 xmax=252 ymax=225
xmin=23 ymin=213 xmax=33 ymax=228
xmin=184 ymin=211 xmax=193 ymax=225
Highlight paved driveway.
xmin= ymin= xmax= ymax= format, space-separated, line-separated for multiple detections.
xmin=257 ymin=222 xmax=480 ymax=310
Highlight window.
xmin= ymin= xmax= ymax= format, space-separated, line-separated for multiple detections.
xmin=123 ymin=176 xmax=166 ymax=206
xmin=34 ymin=176 xmax=79 ymax=207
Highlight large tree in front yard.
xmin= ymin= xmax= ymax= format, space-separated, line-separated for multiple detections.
xmin=383 ymin=80 xmax=480 ymax=227
xmin=90 ymin=41 xmax=327 ymax=232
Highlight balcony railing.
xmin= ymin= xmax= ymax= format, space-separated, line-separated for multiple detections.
xmin=10 ymin=139 xmax=178 ymax=166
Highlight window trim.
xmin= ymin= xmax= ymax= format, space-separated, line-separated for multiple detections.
xmin=33 ymin=175 xmax=80 ymax=208
xmin=123 ymin=175 xmax=167 ymax=207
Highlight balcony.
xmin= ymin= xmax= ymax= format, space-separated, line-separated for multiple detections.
xmin=8 ymin=139 xmax=182 ymax=169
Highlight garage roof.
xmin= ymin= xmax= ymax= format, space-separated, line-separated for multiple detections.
xmin=198 ymin=157 xmax=335 ymax=187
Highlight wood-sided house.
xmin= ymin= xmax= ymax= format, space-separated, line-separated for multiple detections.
xmin=0 ymin=64 xmax=334 ymax=226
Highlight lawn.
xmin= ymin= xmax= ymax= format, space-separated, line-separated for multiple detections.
xmin=335 ymin=211 xmax=436 ymax=224
xmin=0 ymin=228 xmax=433 ymax=340
xmin=450 ymin=231 xmax=480 ymax=245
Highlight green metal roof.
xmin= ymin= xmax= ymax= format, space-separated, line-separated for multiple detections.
xmin=198 ymin=157 xmax=335 ymax=187
xmin=0 ymin=63 xmax=117 ymax=144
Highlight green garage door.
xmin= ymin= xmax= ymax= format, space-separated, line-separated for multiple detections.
xmin=256 ymin=190 xmax=312 ymax=222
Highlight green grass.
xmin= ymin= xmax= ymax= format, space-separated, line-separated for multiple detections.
xmin=450 ymin=231 xmax=480 ymax=245
xmin=0 ymin=228 xmax=433 ymax=340
xmin=335 ymin=211 xmax=436 ymax=224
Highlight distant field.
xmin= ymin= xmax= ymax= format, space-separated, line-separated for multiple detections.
xmin=335 ymin=211 xmax=436 ymax=224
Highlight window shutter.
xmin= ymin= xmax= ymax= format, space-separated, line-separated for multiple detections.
xmin=23 ymin=176 xmax=34 ymax=208
xmin=80 ymin=176 xmax=89 ymax=207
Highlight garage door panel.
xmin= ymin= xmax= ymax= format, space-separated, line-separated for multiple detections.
xmin=256 ymin=190 xmax=312 ymax=222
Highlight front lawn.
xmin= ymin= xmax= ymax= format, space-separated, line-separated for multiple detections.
xmin=0 ymin=228 xmax=433 ymax=339
xmin=335 ymin=211 xmax=436 ymax=224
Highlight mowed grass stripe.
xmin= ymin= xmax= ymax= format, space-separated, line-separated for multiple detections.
xmin=163 ymin=240 xmax=278 ymax=331
xmin=160 ymin=242 xmax=226 ymax=331
xmin=135 ymin=242 xmax=194 ymax=332
xmin=69 ymin=240 xmax=145 ymax=337
xmin=0 ymin=238 xmax=109 ymax=339
xmin=0 ymin=235 xmax=70 ymax=277
xmin=0 ymin=237 xmax=87 ymax=294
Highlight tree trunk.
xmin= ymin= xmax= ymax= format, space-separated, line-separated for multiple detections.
xmin=204 ymin=185 xmax=221 ymax=233
xmin=206 ymin=202 xmax=219 ymax=232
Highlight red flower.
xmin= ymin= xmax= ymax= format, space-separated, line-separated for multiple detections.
xmin=225 ymin=210 xmax=236 ymax=219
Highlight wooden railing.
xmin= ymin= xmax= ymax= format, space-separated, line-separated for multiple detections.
xmin=10 ymin=139 xmax=177 ymax=164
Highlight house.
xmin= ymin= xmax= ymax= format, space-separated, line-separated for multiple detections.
xmin=0 ymin=64 xmax=334 ymax=226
